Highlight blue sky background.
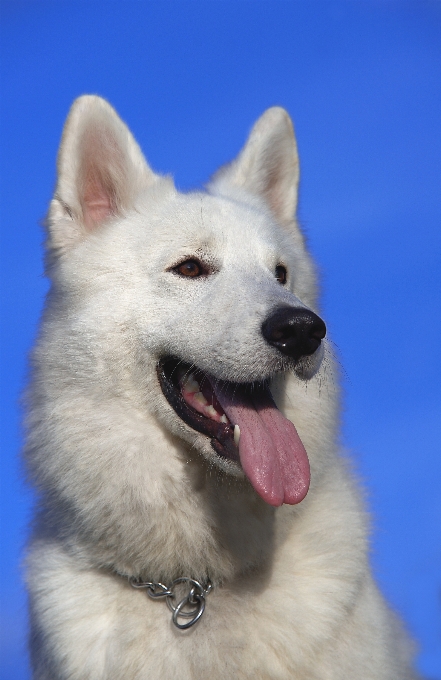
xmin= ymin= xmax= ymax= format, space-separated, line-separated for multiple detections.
xmin=1 ymin=2 xmax=440 ymax=678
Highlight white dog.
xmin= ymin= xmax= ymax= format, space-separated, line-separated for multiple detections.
xmin=25 ymin=96 xmax=417 ymax=679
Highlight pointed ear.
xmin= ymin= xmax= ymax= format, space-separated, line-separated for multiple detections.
xmin=47 ymin=95 xmax=158 ymax=256
xmin=211 ymin=107 xmax=299 ymax=223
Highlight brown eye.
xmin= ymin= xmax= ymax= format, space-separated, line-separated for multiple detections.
xmin=275 ymin=265 xmax=287 ymax=285
xmin=174 ymin=259 xmax=203 ymax=278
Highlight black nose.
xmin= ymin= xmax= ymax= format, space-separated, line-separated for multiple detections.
xmin=261 ymin=306 xmax=326 ymax=361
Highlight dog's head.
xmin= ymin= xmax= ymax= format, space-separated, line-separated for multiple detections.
xmin=45 ymin=96 xmax=329 ymax=507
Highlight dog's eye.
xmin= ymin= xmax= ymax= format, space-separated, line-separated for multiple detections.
xmin=275 ymin=265 xmax=287 ymax=285
xmin=173 ymin=259 xmax=205 ymax=278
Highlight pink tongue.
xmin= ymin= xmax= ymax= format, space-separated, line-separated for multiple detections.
xmin=214 ymin=384 xmax=310 ymax=507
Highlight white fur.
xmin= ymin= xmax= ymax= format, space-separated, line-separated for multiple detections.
xmin=25 ymin=96 xmax=417 ymax=679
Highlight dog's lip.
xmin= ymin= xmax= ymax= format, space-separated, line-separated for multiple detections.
xmin=157 ymin=357 xmax=240 ymax=462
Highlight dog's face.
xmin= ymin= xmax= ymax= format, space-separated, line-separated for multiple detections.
xmin=125 ymin=190 xmax=321 ymax=376
xmin=46 ymin=96 xmax=327 ymax=507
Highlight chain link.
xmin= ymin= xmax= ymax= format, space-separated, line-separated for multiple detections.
xmin=130 ymin=576 xmax=212 ymax=629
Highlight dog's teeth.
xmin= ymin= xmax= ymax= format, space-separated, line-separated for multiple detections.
xmin=181 ymin=373 xmax=200 ymax=394
xmin=206 ymin=405 xmax=218 ymax=418
xmin=194 ymin=391 xmax=208 ymax=406
xmin=185 ymin=377 xmax=200 ymax=394
xmin=234 ymin=424 xmax=241 ymax=446
xmin=220 ymin=414 xmax=228 ymax=424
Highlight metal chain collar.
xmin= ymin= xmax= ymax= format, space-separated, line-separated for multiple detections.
xmin=130 ymin=576 xmax=212 ymax=629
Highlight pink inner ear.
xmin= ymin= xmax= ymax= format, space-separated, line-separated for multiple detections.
xmin=79 ymin=124 xmax=121 ymax=231
xmin=82 ymin=171 xmax=114 ymax=231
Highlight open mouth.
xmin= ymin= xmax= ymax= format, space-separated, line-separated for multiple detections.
xmin=157 ymin=358 xmax=239 ymax=462
xmin=157 ymin=357 xmax=311 ymax=507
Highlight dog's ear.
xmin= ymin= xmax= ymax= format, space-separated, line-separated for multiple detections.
xmin=211 ymin=107 xmax=299 ymax=224
xmin=47 ymin=95 xmax=158 ymax=256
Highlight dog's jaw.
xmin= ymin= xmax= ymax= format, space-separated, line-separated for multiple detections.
xmin=157 ymin=358 xmax=240 ymax=462
xmin=157 ymin=357 xmax=310 ymax=506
